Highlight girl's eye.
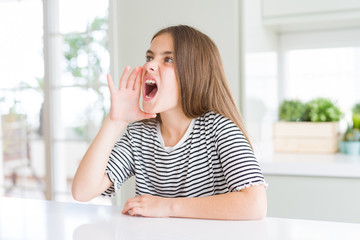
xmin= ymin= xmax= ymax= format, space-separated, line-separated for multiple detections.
xmin=165 ymin=57 xmax=173 ymax=63
xmin=146 ymin=56 xmax=153 ymax=62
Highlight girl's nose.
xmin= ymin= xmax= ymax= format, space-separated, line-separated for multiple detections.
xmin=145 ymin=62 xmax=157 ymax=72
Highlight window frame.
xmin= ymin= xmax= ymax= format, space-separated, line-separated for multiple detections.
xmin=42 ymin=0 xmax=112 ymax=201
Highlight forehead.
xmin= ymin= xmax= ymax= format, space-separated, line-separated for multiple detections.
xmin=149 ymin=33 xmax=174 ymax=53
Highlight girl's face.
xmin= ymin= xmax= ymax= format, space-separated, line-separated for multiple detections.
xmin=142 ymin=33 xmax=180 ymax=114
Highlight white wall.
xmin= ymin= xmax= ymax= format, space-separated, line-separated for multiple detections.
xmin=112 ymin=0 xmax=241 ymax=104
xmin=110 ymin=0 xmax=242 ymax=207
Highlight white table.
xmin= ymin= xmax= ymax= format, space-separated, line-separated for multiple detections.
xmin=1 ymin=197 xmax=360 ymax=240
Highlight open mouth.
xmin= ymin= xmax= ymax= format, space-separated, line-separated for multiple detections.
xmin=145 ymin=79 xmax=158 ymax=99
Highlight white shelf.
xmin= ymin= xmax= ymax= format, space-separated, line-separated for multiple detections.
xmin=259 ymin=152 xmax=360 ymax=178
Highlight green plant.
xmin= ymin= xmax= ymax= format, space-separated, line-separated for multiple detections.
xmin=302 ymin=98 xmax=342 ymax=122
xmin=278 ymin=100 xmax=306 ymax=121
xmin=352 ymin=103 xmax=360 ymax=129
xmin=343 ymin=126 xmax=360 ymax=141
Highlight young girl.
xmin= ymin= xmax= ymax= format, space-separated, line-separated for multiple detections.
xmin=72 ymin=25 xmax=267 ymax=220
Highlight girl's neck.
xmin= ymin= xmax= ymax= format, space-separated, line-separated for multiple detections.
xmin=159 ymin=109 xmax=192 ymax=147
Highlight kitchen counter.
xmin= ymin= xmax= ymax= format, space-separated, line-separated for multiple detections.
xmin=254 ymin=141 xmax=360 ymax=178
xmin=1 ymin=197 xmax=360 ymax=240
xmin=260 ymin=152 xmax=360 ymax=178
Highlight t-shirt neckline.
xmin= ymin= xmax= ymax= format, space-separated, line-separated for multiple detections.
xmin=156 ymin=118 xmax=196 ymax=153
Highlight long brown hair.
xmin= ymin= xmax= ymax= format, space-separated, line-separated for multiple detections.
xmin=152 ymin=25 xmax=252 ymax=148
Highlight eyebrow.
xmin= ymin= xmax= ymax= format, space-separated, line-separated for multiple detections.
xmin=146 ymin=50 xmax=173 ymax=55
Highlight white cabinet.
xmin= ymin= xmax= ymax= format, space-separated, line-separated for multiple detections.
xmin=265 ymin=174 xmax=360 ymax=223
xmin=263 ymin=0 xmax=360 ymax=17
xmin=262 ymin=0 xmax=360 ymax=32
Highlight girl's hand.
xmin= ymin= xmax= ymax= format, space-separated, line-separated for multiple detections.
xmin=107 ymin=66 xmax=156 ymax=124
xmin=122 ymin=195 xmax=173 ymax=218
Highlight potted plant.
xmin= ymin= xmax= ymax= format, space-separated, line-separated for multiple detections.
xmin=302 ymin=98 xmax=342 ymax=122
xmin=274 ymin=98 xmax=343 ymax=153
xmin=340 ymin=126 xmax=360 ymax=155
xmin=352 ymin=103 xmax=360 ymax=130
xmin=339 ymin=103 xmax=360 ymax=155
xmin=278 ymin=99 xmax=306 ymax=122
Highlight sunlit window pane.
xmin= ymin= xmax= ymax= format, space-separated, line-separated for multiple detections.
xmin=0 ymin=0 xmax=45 ymax=199
xmin=244 ymin=52 xmax=278 ymax=143
xmin=61 ymin=17 xmax=109 ymax=86
xmin=52 ymin=87 xmax=108 ymax=141
xmin=0 ymin=0 xmax=43 ymax=89
xmin=284 ymin=47 xmax=360 ymax=124
xmin=1 ymin=0 xmax=110 ymax=204
xmin=59 ymin=0 xmax=108 ymax=34
xmin=54 ymin=0 xmax=110 ymax=204
xmin=1 ymin=93 xmax=45 ymax=199
xmin=52 ymin=140 xmax=112 ymax=204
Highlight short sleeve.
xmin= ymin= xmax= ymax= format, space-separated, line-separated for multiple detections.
xmin=102 ymin=127 xmax=135 ymax=197
xmin=214 ymin=117 xmax=268 ymax=192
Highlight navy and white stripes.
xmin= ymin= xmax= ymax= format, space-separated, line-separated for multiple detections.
xmin=102 ymin=112 xmax=267 ymax=198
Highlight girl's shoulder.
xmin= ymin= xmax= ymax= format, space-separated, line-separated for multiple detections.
xmin=197 ymin=111 xmax=236 ymax=129
xmin=126 ymin=118 xmax=158 ymax=135
xmin=194 ymin=111 xmax=240 ymax=138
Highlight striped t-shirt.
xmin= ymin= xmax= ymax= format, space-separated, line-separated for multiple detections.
xmin=102 ymin=111 xmax=267 ymax=198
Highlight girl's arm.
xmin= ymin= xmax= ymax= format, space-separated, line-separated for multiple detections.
xmin=122 ymin=185 xmax=267 ymax=220
xmin=71 ymin=116 xmax=126 ymax=202
xmin=72 ymin=66 xmax=156 ymax=202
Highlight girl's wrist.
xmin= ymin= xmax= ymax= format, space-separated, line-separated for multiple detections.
xmin=168 ymin=198 xmax=179 ymax=217
xmin=103 ymin=115 xmax=128 ymax=138
xmin=106 ymin=114 xmax=129 ymax=126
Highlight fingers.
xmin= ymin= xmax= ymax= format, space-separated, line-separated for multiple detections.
xmin=119 ymin=65 xmax=131 ymax=89
xmin=122 ymin=195 xmax=168 ymax=218
xmin=128 ymin=207 xmax=143 ymax=217
xmin=133 ymin=67 xmax=143 ymax=92
xmin=122 ymin=196 xmax=140 ymax=215
xmin=127 ymin=67 xmax=142 ymax=90
xmin=107 ymin=74 xmax=115 ymax=95
xmin=118 ymin=66 xmax=143 ymax=91
xmin=122 ymin=196 xmax=149 ymax=217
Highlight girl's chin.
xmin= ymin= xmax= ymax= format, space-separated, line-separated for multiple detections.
xmin=142 ymin=102 xmax=157 ymax=114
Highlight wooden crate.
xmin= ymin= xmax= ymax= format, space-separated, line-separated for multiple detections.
xmin=273 ymin=122 xmax=340 ymax=153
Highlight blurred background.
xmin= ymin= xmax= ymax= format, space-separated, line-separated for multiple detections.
xmin=0 ymin=0 xmax=110 ymax=204
xmin=0 ymin=0 xmax=359 ymax=222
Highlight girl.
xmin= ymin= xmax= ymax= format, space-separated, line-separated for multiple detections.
xmin=72 ymin=25 xmax=267 ymax=220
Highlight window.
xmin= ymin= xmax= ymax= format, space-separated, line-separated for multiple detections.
xmin=54 ymin=0 xmax=110 ymax=203
xmin=0 ymin=0 xmax=111 ymax=205
xmin=280 ymin=29 xmax=360 ymax=131
xmin=0 ymin=0 xmax=45 ymax=199
xmin=243 ymin=28 xmax=360 ymax=157
xmin=283 ymin=47 xmax=360 ymax=126
xmin=244 ymin=52 xmax=278 ymax=147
